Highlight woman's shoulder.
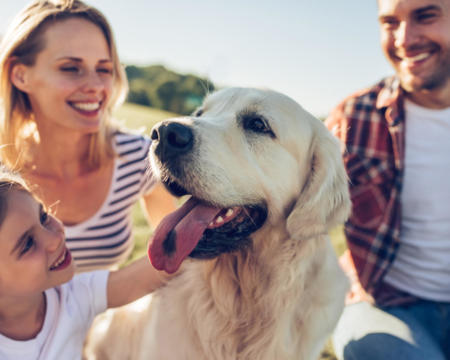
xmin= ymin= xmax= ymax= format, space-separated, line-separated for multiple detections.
xmin=112 ymin=130 xmax=151 ymax=150
xmin=111 ymin=130 xmax=151 ymax=158
xmin=109 ymin=129 xmax=156 ymax=194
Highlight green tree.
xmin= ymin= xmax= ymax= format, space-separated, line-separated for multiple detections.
xmin=125 ymin=64 xmax=215 ymax=115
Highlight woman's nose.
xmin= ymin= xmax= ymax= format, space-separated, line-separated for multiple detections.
xmin=82 ymin=71 xmax=107 ymax=92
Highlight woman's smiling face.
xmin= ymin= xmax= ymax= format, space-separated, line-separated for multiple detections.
xmin=11 ymin=17 xmax=114 ymax=135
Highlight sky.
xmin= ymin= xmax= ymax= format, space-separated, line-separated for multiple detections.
xmin=0 ymin=0 xmax=394 ymax=118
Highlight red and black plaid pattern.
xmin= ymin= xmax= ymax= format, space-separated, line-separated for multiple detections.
xmin=326 ymin=76 xmax=418 ymax=306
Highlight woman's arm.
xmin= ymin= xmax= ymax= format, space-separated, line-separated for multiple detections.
xmin=106 ymin=256 xmax=172 ymax=308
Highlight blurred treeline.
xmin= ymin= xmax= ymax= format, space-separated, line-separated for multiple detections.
xmin=125 ymin=64 xmax=215 ymax=115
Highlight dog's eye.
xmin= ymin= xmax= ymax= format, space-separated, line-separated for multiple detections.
xmin=243 ymin=115 xmax=274 ymax=137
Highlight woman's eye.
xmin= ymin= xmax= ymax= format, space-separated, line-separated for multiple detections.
xmin=60 ymin=66 xmax=79 ymax=73
xmin=97 ymin=68 xmax=113 ymax=75
xmin=21 ymin=236 xmax=35 ymax=255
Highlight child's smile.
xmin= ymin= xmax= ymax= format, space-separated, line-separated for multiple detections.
xmin=49 ymin=247 xmax=72 ymax=271
xmin=0 ymin=190 xmax=75 ymax=297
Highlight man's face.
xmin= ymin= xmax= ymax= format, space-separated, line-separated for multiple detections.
xmin=378 ymin=0 xmax=450 ymax=94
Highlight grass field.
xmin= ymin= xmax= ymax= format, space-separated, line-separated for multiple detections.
xmin=115 ymin=102 xmax=345 ymax=360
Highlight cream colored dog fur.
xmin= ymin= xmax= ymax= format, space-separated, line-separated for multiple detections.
xmin=86 ymin=88 xmax=350 ymax=360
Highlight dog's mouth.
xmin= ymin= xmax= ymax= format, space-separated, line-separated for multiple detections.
xmin=148 ymin=180 xmax=267 ymax=274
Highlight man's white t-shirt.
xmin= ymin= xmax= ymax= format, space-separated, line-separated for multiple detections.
xmin=384 ymin=99 xmax=450 ymax=301
xmin=0 ymin=271 xmax=109 ymax=360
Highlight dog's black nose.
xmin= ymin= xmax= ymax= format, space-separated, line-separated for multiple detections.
xmin=151 ymin=122 xmax=194 ymax=160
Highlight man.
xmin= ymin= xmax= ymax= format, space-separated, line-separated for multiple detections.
xmin=325 ymin=0 xmax=450 ymax=359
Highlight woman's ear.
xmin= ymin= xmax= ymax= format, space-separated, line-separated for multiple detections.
xmin=10 ymin=61 xmax=31 ymax=93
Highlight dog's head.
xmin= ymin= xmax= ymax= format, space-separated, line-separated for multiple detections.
xmin=148 ymin=88 xmax=350 ymax=273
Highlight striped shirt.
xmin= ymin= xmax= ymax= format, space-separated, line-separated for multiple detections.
xmin=65 ymin=132 xmax=156 ymax=272
xmin=326 ymin=76 xmax=419 ymax=306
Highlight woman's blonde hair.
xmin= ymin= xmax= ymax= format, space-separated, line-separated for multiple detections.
xmin=0 ymin=0 xmax=128 ymax=169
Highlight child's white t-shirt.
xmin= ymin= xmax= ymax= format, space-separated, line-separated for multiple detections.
xmin=0 ymin=270 xmax=109 ymax=360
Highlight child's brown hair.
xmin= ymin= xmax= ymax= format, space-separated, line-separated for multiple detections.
xmin=0 ymin=166 xmax=30 ymax=226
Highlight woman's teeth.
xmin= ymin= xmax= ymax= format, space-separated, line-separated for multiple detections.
xmin=71 ymin=102 xmax=100 ymax=111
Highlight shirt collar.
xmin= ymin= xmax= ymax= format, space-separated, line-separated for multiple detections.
xmin=376 ymin=76 xmax=404 ymax=127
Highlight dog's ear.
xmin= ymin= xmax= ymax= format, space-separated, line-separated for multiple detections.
xmin=286 ymin=126 xmax=351 ymax=239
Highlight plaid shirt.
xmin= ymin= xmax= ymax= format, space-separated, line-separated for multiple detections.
xmin=326 ymin=76 xmax=418 ymax=306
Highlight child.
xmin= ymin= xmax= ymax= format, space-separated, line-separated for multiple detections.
xmin=0 ymin=168 xmax=170 ymax=359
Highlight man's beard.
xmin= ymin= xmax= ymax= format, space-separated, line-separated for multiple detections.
xmin=399 ymin=46 xmax=450 ymax=93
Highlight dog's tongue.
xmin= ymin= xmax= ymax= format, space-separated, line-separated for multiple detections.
xmin=148 ymin=197 xmax=221 ymax=273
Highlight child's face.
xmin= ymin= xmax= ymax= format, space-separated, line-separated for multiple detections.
xmin=0 ymin=190 xmax=75 ymax=297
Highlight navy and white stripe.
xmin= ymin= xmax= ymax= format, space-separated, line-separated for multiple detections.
xmin=65 ymin=132 xmax=156 ymax=271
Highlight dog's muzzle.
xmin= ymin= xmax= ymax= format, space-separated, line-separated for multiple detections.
xmin=148 ymin=120 xmax=267 ymax=274
xmin=151 ymin=121 xmax=194 ymax=163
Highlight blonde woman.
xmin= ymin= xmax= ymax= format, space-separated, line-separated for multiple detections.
xmin=0 ymin=0 xmax=176 ymax=271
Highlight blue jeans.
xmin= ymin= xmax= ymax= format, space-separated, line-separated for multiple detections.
xmin=332 ymin=300 xmax=450 ymax=360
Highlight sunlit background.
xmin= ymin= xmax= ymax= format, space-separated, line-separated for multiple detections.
xmin=1 ymin=4 xmax=368 ymax=357
xmin=1 ymin=0 xmax=393 ymax=118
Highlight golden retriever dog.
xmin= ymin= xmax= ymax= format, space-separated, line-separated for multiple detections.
xmin=86 ymin=88 xmax=350 ymax=360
